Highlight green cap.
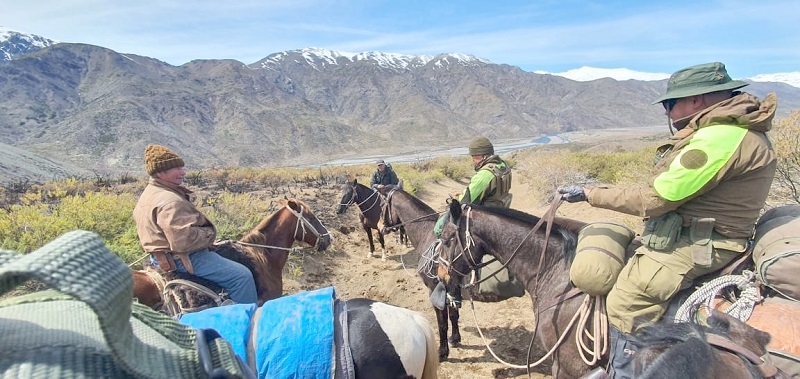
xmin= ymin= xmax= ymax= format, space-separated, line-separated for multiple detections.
xmin=652 ymin=62 xmax=748 ymax=104
xmin=468 ymin=136 xmax=494 ymax=156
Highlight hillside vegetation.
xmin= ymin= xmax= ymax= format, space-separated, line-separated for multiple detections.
xmin=3 ymin=110 xmax=798 ymax=260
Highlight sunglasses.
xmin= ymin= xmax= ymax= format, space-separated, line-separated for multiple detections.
xmin=662 ymin=98 xmax=678 ymax=112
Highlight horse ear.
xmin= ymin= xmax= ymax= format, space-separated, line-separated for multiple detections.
xmin=353 ymin=178 xmax=358 ymax=185
xmin=449 ymin=198 xmax=462 ymax=220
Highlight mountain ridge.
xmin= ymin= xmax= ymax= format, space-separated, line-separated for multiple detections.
xmin=1 ymin=29 xmax=799 ymax=184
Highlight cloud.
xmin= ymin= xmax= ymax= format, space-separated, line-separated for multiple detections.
xmin=4 ymin=0 xmax=799 ymax=75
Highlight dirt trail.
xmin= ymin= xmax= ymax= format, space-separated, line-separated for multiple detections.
xmin=278 ymin=131 xmax=654 ymax=378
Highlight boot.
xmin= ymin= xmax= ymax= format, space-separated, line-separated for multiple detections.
xmin=608 ymin=326 xmax=636 ymax=379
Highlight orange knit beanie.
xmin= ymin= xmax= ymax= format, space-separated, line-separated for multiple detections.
xmin=144 ymin=144 xmax=185 ymax=175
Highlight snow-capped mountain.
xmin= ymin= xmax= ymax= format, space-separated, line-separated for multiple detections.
xmin=545 ymin=66 xmax=800 ymax=89
xmin=1 ymin=27 xmax=798 ymax=88
xmin=258 ymin=47 xmax=489 ymax=71
xmin=540 ymin=66 xmax=671 ymax=82
xmin=0 ymin=27 xmax=57 ymax=61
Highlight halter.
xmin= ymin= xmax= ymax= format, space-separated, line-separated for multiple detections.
xmin=439 ymin=196 xmax=612 ymax=372
xmin=441 ymin=200 xmax=556 ymax=290
xmin=339 ymin=184 xmax=381 ymax=215
xmin=230 ymin=204 xmax=331 ymax=252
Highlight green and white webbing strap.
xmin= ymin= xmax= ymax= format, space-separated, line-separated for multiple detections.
xmin=0 ymin=230 xmax=251 ymax=379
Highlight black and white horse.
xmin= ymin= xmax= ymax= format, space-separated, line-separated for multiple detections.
xmin=180 ymin=287 xmax=439 ymax=379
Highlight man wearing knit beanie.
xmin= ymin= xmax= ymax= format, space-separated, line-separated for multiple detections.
xmin=133 ymin=144 xmax=257 ymax=304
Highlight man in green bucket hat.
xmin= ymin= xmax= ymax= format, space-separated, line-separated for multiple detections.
xmin=558 ymin=62 xmax=778 ymax=379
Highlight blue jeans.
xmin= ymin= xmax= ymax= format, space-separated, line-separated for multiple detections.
xmin=172 ymin=249 xmax=258 ymax=304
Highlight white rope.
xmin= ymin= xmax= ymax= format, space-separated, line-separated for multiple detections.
xmin=416 ymin=240 xmax=441 ymax=279
xmin=675 ymin=270 xmax=761 ymax=323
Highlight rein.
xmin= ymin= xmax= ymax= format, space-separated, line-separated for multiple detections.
xmin=705 ymin=333 xmax=781 ymax=378
xmin=445 ymin=194 xmax=610 ymax=371
xmin=380 ymin=189 xmax=443 ymax=232
xmin=227 ymin=204 xmax=331 ymax=251
xmin=340 ymin=185 xmax=382 ymax=214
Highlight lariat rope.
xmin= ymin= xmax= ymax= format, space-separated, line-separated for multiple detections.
xmin=675 ymin=270 xmax=761 ymax=323
xmin=453 ymin=194 xmax=610 ymax=371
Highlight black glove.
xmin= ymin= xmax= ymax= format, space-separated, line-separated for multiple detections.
xmin=558 ymin=185 xmax=587 ymax=202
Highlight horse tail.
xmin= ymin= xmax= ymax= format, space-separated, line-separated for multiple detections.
xmin=413 ymin=311 xmax=439 ymax=379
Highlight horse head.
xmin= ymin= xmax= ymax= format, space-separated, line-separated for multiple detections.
xmin=336 ymin=180 xmax=358 ymax=214
xmin=437 ymin=199 xmax=485 ymax=286
xmin=377 ymin=186 xmax=401 ymax=233
xmin=283 ymin=197 xmax=333 ymax=251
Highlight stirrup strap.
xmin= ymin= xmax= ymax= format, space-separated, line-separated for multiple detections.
xmin=0 ymin=230 xmax=251 ymax=379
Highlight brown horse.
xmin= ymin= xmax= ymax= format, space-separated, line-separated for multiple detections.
xmin=378 ymin=187 xmax=469 ymax=361
xmin=633 ymin=308 xmax=784 ymax=379
xmin=133 ymin=197 xmax=333 ymax=315
xmin=437 ymin=200 xmax=798 ymax=378
xmin=336 ymin=179 xmax=406 ymax=260
xmin=437 ymin=199 xmax=605 ymax=378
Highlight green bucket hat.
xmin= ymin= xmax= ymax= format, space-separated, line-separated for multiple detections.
xmin=652 ymin=62 xmax=748 ymax=104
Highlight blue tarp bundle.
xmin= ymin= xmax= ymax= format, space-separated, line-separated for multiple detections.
xmin=180 ymin=286 xmax=336 ymax=379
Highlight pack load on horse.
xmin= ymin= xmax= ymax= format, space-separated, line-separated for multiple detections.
xmin=179 ymin=286 xmax=439 ymax=379
xmin=437 ymin=199 xmax=800 ymax=378
xmin=336 ymin=179 xmax=406 ymax=261
xmin=133 ymin=197 xmax=333 ymax=316
xmin=1 ymin=230 xmax=256 ymax=379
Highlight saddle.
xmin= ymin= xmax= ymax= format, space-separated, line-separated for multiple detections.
xmin=148 ymin=242 xmax=243 ymax=317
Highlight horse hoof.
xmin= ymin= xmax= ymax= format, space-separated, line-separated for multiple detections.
xmin=438 ymin=349 xmax=449 ymax=361
xmin=449 ymin=335 xmax=461 ymax=345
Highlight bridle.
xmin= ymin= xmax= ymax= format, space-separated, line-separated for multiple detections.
xmin=379 ymin=188 xmax=443 ymax=233
xmin=440 ymin=199 xmax=559 ymax=290
xmin=339 ymin=184 xmax=381 ymax=214
xmin=233 ymin=203 xmax=331 ymax=251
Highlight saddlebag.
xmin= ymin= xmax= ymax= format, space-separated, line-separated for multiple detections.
xmin=753 ymin=214 xmax=800 ymax=301
xmin=570 ymin=222 xmax=635 ymax=296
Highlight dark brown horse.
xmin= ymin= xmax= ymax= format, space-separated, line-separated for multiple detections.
xmin=133 ymin=198 xmax=333 ymax=315
xmin=437 ymin=200 xmax=599 ymax=378
xmin=336 ymin=179 xmax=406 ymax=260
xmin=633 ymin=308 xmax=783 ymax=379
xmin=378 ymin=187 xmax=467 ymax=361
xmin=437 ymin=200 xmax=796 ymax=378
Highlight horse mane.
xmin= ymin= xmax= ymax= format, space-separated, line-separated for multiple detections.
xmin=240 ymin=198 xmax=310 ymax=244
xmin=393 ymin=188 xmax=438 ymax=216
xmin=468 ymin=203 xmax=580 ymax=259
xmin=634 ymin=321 xmax=715 ymax=379
xmin=633 ymin=313 xmax=763 ymax=379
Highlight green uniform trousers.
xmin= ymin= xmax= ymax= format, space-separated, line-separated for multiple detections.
xmin=606 ymin=235 xmax=745 ymax=333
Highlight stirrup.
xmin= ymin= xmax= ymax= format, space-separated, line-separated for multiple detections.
xmin=578 ymin=367 xmax=608 ymax=379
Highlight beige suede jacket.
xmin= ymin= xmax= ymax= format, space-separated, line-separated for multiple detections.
xmin=133 ymin=178 xmax=217 ymax=255
xmin=588 ymin=92 xmax=778 ymax=239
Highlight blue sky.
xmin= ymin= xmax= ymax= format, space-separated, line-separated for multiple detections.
xmin=3 ymin=0 xmax=799 ymax=77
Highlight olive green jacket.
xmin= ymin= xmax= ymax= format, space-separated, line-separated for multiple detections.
xmin=588 ymin=92 xmax=778 ymax=239
xmin=461 ymin=155 xmax=512 ymax=208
